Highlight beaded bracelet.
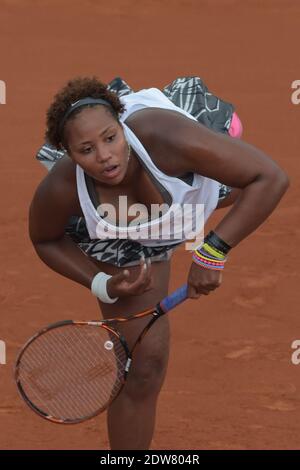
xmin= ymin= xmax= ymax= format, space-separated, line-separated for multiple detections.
xmin=192 ymin=231 xmax=231 ymax=270
xmin=192 ymin=246 xmax=227 ymax=270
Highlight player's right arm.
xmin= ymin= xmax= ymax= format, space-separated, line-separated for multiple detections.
xmin=29 ymin=156 xmax=102 ymax=289
xmin=29 ymin=157 xmax=152 ymax=297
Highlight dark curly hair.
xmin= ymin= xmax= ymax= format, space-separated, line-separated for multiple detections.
xmin=45 ymin=76 xmax=126 ymax=148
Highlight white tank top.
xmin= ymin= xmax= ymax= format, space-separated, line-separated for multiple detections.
xmin=76 ymin=88 xmax=220 ymax=247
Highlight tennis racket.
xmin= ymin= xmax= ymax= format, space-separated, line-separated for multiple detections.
xmin=15 ymin=284 xmax=188 ymax=424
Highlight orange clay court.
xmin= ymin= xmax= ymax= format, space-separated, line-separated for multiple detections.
xmin=0 ymin=0 xmax=299 ymax=450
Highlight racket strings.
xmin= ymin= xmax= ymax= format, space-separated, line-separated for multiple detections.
xmin=20 ymin=336 xmax=108 ymax=419
xmin=19 ymin=327 xmax=124 ymax=418
xmin=17 ymin=324 xmax=128 ymax=421
xmin=30 ymin=329 xmax=115 ymax=417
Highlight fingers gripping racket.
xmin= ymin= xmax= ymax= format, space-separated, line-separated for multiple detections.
xmin=15 ymin=284 xmax=188 ymax=424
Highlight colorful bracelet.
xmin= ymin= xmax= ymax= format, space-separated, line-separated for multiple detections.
xmin=192 ymin=232 xmax=230 ymax=270
xmin=192 ymin=247 xmax=227 ymax=270
xmin=204 ymin=231 xmax=232 ymax=256
xmin=201 ymin=242 xmax=225 ymax=260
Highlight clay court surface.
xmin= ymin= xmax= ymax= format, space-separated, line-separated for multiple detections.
xmin=0 ymin=0 xmax=299 ymax=450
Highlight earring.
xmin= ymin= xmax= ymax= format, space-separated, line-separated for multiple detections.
xmin=127 ymin=142 xmax=131 ymax=161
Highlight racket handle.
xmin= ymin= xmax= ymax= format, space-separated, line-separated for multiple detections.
xmin=159 ymin=284 xmax=188 ymax=313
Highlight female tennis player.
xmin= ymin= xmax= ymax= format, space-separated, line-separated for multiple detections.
xmin=29 ymin=76 xmax=289 ymax=449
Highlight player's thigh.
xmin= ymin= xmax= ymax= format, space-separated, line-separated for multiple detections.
xmin=92 ymin=257 xmax=171 ymax=371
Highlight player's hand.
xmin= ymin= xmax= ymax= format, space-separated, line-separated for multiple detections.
xmin=107 ymin=257 xmax=153 ymax=298
xmin=187 ymin=261 xmax=222 ymax=299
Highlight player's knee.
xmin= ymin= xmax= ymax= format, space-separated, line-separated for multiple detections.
xmin=125 ymin=349 xmax=169 ymax=400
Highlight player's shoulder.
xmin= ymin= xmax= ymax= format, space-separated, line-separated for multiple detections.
xmin=48 ymin=154 xmax=77 ymax=184
xmin=34 ymin=155 xmax=80 ymax=214
xmin=41 ymin=154 xmax=76 ymax=191
xmin=125 ymin=107 xmax=202 ymax=176
xmin=125 ymin=105 xmax=194 ymax=134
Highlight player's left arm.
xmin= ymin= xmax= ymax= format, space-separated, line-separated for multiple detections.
xmin=148 ymin=109 xmax=289 ymax=247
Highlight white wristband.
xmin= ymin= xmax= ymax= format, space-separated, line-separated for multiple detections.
xmin=91 ymin=272 xmax=119 ymax=304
